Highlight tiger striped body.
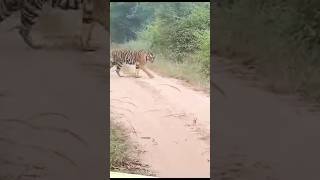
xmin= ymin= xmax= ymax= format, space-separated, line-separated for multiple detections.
xmin=0 ymin=0 xmax=103 ymax=50
xmin=110 ymin=49 xmax=156 ymax=78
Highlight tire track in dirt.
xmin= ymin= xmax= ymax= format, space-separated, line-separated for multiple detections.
xmin=110 ymin=67 xmax=210 ymax=178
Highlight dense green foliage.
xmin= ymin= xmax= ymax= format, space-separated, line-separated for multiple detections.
xmin=216 ymin=0 xmax=320 ymax=101
xmin=140 ymin=3 xmax=209 ymax=60
xmin=110 ymin=2 xmax=155 ymax=43
xmin=110 ymin=2 xmax=210 ymax=82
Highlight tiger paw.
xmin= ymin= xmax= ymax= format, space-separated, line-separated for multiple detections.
xmin=80 ymin=41 xmax=99 ymax=52
xmin=81 ymin=46 xmax=99 ymax=52
xmin=18 ymin=29 xmax=42 ymax=49
xmin=116 ymin=72 xmax=123 ymax=77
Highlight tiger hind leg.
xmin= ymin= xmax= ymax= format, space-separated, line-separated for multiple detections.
xmin=18 ymin=27 xmax=42 ymax=49
xmin=8 ymin=25 xmax=40 ymax=49
xmin=115 ymin=62 xmax=123 ymax=77
xmin=1 ymin=0 xmax=41 ymax=49
xmin=115 ymin=66 xmax=123 ymax=77
xmin=80 ymin=0 xmax=98 ymax=51
xmin=107 ymin=61 xmax=115 ymax=72
xmin=18 ymin=2 xmax=43 ymax=49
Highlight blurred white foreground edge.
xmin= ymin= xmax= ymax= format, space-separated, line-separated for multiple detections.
xmin=110 ymin=171 xmax=157 ymax=178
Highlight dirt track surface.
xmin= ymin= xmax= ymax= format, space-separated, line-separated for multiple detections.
xmin=110 ymin=67 xmax=210 ymax=178
xmin=0 ymin=13 xmax=108 ymax=180
xmin=213 ymin=57 xmax=320 ymax=180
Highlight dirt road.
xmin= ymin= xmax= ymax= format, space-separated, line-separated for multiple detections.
xmin=213 ymin=57 xmax=320 ymax=180
xmin=110 ymin=67 xmax=210 ymax=178
xmin=0 ymin=13 xmax=108 ymax=180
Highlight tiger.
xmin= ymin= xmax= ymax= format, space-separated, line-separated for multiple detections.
xmin=110 ymin=49 xmax=156 ymax=78
xmin=0 ymin=0 xmax=107 ymax=51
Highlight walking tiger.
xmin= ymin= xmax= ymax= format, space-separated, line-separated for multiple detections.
xmin=0 ymin=0 xmax=107 ymax=50
xmin=110 ymin=49 xmax=156 ymax=78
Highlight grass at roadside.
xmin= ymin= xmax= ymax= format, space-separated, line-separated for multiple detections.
xmin=110 ymin=118 xmax=154 ymax=176
xmin=147 ymin=55 xmax=210 ymax=91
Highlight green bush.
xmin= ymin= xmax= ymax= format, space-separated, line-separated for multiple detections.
xmin=216 ymin=0 xmax=320 ymax=101
xmin=195 ymin=30 xmax=210 ymax=78
xmin=140 ymin=3 xmax=209 ymax=62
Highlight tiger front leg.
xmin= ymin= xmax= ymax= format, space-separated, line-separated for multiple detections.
xmin=135 ymin=64 xmax=142 ymax=78
xmin=80 ymin=23 xmax=98 ymax=51
xmin=80 ymin=0 xmax=98 ymax=52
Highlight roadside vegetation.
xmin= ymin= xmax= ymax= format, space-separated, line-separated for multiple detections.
xmin=215 ymin=0 xmax=320 ymax=103
xmin=111 ymin=2 xmax=210 ymax=91
xmin=110 ymin=116 xmax=153 ymax=176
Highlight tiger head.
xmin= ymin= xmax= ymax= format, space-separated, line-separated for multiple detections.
xmin=146 ymin=52 xmax=155 ymax=63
